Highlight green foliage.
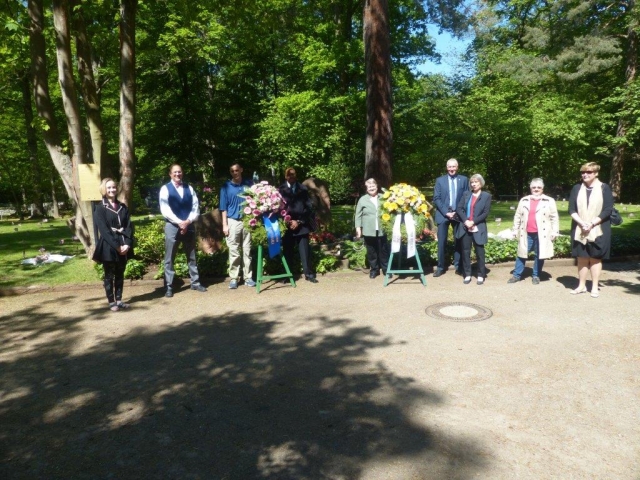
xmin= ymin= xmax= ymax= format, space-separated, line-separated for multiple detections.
xmin=196 ymin=250 xmax=229 ymax=277
xmin=308 ymin=159 xmax=353 ymax=204
xmin=133 ymin=219 xmax=166 ymax=264
xmin=342 ymin=240 xmax=368 ymax=269
xmin=243 ymin=218 xmax=288 ymax=247
xmin=484 ymin=239 xmax=520 ymax=264
xmin=124 ymin=259 xmax=147 ymax=280
xmin=312 ymin=249 xmax=340 ymax=274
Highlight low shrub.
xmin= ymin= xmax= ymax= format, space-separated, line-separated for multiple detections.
xmin=124 ymin=259 xmax=147 ymax=279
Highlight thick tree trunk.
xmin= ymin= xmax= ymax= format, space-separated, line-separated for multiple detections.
xmin=72 ymin=0 xmax=107 ymax=172
xmin=51 ymin=0 xmax=93 ymax=252
xmin=20 ymin=71 xmax=45 ymax=216
xmin=119 ymin=0 xmax=136 ymax=208
xmin=363 ymin=0 xmax=393 ymax=188
xmin=610 ymin=0 xmax=637 ymax=201
xmin=28 ymin=0 xmax=91 ymax=249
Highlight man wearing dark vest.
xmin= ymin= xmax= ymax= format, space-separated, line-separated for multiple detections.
xmin=159 ymin=163 xmax=207 ymax=297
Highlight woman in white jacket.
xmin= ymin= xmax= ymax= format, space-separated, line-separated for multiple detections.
xmin=507 ymin=178 xmax=559 ymax=285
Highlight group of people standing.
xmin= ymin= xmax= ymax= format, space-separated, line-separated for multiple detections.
xmin=426 ymin=159 xmax=614 ymax=295
xmin=92 ymin=163 xmax=318 ymax=311
xmin=92 ymin=159 xmax=616 ymax=311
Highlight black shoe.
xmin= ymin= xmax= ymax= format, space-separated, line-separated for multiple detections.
xmin=455 ymin=270 xmax=463 ymax=276
xmin=433 ymin=269 xmax=444 ymax=278
xmin=165 ymin=287 xmax=173 ymax=298
xmin=305 ymin=275 xmax=318 ymax=283
xmin=369 ymin=270 xmax=379 ymax=279
xmin=190 ymin=284 xmax=207 ymax=292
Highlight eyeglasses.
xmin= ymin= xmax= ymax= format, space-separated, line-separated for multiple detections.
xmin=581 ymin=171 xmax=594 ymax=175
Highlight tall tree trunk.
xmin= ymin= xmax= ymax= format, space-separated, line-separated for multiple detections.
xmin=20 ymin=70 xmax=45 ymax=216
xmin=610 ymin=6 xmax=637 ymax=201
xmin=28 ymin=0 xmax=91 ymax=250
xmin=363 ymin=0 xmax=393 ymax=188
xmin=119 ymin=0 xmax=136 ymax=208
xmin=71 ymin=0 xmax=107 ymax=172
xmin=51 ymin=0 xmax=93 ymax=252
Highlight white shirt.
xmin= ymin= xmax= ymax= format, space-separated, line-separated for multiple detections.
xmin=159 ymin=182 xmax=200 ymax=224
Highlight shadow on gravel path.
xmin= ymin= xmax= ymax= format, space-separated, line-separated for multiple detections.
xmin=0 ymin=304 xmax=488 ymax=479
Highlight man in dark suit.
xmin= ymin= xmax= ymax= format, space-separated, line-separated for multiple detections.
xmin=279 ymin=167 xmax=317 ymax=283
xmin=432 ymin=158 xmax=469 ymax=277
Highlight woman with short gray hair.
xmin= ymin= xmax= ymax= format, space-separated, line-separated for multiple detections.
xmin=508 ymin=178 xmax=559 ymax=285
xmin=355 ymin=178 xmax=389 ymax=278
xmin=455 ymin=174 xmax=492 ymax=284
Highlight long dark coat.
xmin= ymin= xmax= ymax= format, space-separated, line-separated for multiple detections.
xmin=92 ymin=198 xmax=134 ymax=263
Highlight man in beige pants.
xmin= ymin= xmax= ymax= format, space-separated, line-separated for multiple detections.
xmin=220 ymin=163 xmax=254 ymax=289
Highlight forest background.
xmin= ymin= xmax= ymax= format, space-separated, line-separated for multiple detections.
xmin=1 ymin=0 xmax=640 ymax=255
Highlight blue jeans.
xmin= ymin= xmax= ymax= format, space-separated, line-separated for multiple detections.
xmin=513 ymin=233 xmax=544 ymax=279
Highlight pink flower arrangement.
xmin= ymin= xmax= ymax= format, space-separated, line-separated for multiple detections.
xmin=240 ymin=181 xmax=290 ymax=224
xmin=239 ymin=181 xmax=289 ymax=246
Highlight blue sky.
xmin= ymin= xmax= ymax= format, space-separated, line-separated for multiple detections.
xmin=415 ymin=25 xmax=473 ymax=76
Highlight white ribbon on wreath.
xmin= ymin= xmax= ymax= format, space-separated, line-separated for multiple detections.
xmin=391 ymin=212 xmax=416 ymax=258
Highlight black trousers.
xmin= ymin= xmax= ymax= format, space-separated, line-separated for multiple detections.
xmin=103 ymin=260 xmax=126 ymax=304
xmin=283 ymin=233 xmax=313 ymax=277
xmin=364 ymin=234 xmax=389 ymax=273
xmin=460 ymin=232 xmax=486 ymax=278
xmin=437 ymin=218 xmax=462 ymax=271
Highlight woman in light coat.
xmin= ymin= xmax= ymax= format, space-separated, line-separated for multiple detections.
xmin=355 ymin=178 xmax=389 ymax=278
xmin=507 ymin=178 xmax=559 ymax=285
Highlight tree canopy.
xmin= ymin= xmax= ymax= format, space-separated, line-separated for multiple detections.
xmin=1 ymin=0 xmax=640 ymax=248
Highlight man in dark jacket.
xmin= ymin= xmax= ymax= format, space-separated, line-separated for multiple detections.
xmin=279 ymin=167 xmax=317 ymax=283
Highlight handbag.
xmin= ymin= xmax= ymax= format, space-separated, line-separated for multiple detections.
xmin=610 ymin=207 xmax=623 ymax=226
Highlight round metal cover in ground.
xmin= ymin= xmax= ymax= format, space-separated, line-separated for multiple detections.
xmin=425 ymin=302 xmax=493 ymax=322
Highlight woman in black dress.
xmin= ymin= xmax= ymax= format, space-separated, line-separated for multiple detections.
xmin=92 ymin=178 xmax=134 ymax=311
xmin=568 ymin=162 xmax=613 ymax=298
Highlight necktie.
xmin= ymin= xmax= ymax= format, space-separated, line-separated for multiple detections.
xmin=450 ymin=177 xmax=456 ymax=208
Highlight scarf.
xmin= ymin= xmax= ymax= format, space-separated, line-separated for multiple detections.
xmin=574 ymin=180 xmax=603 ymax=244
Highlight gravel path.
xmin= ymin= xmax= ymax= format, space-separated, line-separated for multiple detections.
xmin=1 ymin=261 xmax=639 ymax=479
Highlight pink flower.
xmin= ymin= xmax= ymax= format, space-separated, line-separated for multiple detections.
xmin=244 ymin=207 xmax=252 ymax=215
xmin=284 ymin=215 xmax=291 ymax=222
xmin=281 ymin=210 xmax=287 ymax=216
xmin=249 ymin=201 xmax=257 ymax=209
xmin=249 ymin=218 xmax=257 ymax=227
xmin=253 ymin=209 xmax=261 ymax=216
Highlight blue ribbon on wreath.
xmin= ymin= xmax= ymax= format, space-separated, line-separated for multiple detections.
xmin=262 ymin=214 xmax=282 ymax=258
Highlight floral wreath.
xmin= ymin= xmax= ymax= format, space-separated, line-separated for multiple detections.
xmin=240 ymin=181 xmax=288 ymax=246
xmin=379 ymin=183 xmax=432 ymax=240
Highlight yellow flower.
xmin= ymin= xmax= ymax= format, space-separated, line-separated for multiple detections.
xmin=381 ymin=213 xmax=391 ymax=222
xmin=389 ymin=202 xmax=398 ymax=211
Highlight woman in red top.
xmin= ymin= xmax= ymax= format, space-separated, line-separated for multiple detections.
xmin=455 ymin=174 xmax=492 ymax=285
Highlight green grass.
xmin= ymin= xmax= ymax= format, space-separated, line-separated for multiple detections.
xmin=334 ymin=201 xmax=640 ymax=236
xmin=2 ymin=203 xmax=639 ymax=288
xmin=0 ymin=218 xmax=98 ymax=287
